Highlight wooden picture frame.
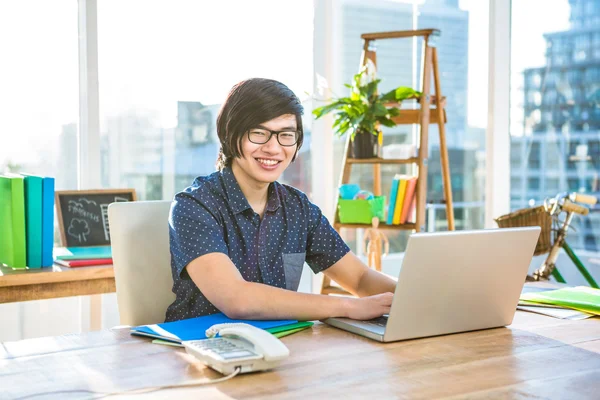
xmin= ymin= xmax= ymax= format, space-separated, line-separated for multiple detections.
xmin=55 ymin=189 xmax=137 ymax=247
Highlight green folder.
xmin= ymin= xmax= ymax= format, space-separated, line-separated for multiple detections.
xmin=520 ymin=286 xmax=600 ymax=315
xmin=23 ymin=175 xmax=43 ymax=268
xmin=0 ymin=175 xmax=27 ymax=269
xmin=265 ymin=321 xmax=314 ymax=335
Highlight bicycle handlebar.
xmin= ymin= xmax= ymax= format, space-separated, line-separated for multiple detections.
xmin=562 ymin=200 xmax=590 ymax=216
xmin=572 ymin=193 xmax=598 ymax=205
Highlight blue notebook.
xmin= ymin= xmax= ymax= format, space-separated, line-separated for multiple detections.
xmin=41 ymin=177 xmax=55 ymax=267
xmin=54 ymin=245 xmax=112 ymax=260
xmin=23 ymin=175 xmax=43 ymax=268
xmin=131 ymin=313 xmax=298 ymax=343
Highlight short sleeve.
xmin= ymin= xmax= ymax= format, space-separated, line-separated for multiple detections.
xmin=169 ymin=193 xmax=229 ymax=279
xmin=305 ymin=200 xmax=350 ymax=273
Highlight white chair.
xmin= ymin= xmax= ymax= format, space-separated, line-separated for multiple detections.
xmin=108 ymin=200 xmax=176 ymax=326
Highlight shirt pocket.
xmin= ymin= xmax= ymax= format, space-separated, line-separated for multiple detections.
xmin=282 ymin=252 xmax=306 ymax=291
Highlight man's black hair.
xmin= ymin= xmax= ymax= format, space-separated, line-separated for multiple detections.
xmin=215 ymin=78 xmax=304 ymax=170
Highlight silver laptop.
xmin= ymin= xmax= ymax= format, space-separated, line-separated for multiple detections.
xmin=324 ymin=227 xmax=541 ymax=342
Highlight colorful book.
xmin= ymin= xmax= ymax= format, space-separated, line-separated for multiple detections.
xmin=386 ymin=177 xmax=400 ymax=225
xmin=54 ymin=258 xmax=113 ymax=268
xmin=399 ymin=178 xmax=418 ymax=224
xmin=0 ymin=177 xmax=14 ymax=267
xmin=0 ymin=175 xmax=27 ymax=269
xmin=54 ymin=245 xmax=112 ymax=260
xmin=131 ymin=312 xmax=301 ymax=343
xmin=392 ymin=177 xmax=409 ymax=225
xmin=22 ymin=175 xmax=43 ymax=268
xmin=406 ymin=195 xmax=417 ymax=223
xmin=41 ymin=177 xmax=55 ymax=267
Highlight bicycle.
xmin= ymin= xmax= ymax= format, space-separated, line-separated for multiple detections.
xmin=495 ymin=192 xmax=599 ymax=289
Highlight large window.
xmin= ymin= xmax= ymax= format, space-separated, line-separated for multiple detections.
xmin=97 ymin=0 xmax=314 ymax=201
xmin=0 ymin=2 xmax=78 ymax=190
xmin=328 ymin=0 xmax=488 ymax=253
xmin=510 ymin=0 xmax=600 ymax=254
xmin=0 ymin=1 xmax=81 ymax=342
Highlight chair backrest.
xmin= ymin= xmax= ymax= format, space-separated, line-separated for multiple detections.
xmin=108 ymin=200 xmax=176 ymax=326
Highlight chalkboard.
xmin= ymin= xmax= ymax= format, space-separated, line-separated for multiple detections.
xmin=56 ymin=189 xmax=137 ymax=247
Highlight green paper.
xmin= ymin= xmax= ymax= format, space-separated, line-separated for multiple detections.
xmin=520 ymin=286 xmax=600 ymax=315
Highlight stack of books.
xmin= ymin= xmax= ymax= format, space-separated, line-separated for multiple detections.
xmin=0 ymin=174 xmax=54 ymax=269
xmin=53 ymin=245 xmax=113 ymax=268
xmin=386 ymin=174 xmax=418 ymax=225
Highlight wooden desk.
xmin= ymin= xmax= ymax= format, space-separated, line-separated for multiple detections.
xmin=1 ymin=311 xmax=599 ymax=399
xmin=0 ymin=264 xmax=115 ymax=304
xmin=0 ymin=264 xmax=115 ymax=331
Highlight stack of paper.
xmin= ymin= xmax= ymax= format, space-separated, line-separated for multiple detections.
xmin=519 ymin=286 xmax=600 ymax=320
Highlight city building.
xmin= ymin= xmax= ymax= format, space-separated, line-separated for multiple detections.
xmin=513 ymin=0 xmax=600 ymax=250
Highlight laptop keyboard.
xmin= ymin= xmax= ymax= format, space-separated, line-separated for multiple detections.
xmin=365 ymin=315 xmax=389 ymax=327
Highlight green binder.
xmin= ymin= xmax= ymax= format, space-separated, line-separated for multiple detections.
xmin=0 ymin=175 xmax=27 ymax=269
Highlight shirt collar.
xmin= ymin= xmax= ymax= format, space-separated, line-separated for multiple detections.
xmin=221 ymin=167 xmax=282 ymax=215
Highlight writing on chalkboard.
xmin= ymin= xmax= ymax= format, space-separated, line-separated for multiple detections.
xmin=56 ymin=189 xmax=137 ymax=247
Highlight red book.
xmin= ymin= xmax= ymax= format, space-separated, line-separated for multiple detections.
xmin=54 ymin=258 xmax=113 ymax=268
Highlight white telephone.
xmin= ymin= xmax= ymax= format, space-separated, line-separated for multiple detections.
xmin=183 ymin=323 xmax=290 ymax=375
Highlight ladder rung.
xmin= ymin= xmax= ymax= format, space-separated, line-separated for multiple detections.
xmin=384 ymin=96 xmax=446 ymax=108
xmin=361 ymin=29 xmax=439 ymax=41
xmin=335 ymin=222 xmax=416 ymax=231
xmin=346 ymin=157 xmax=418 ymax=165
xmin=391 ymin=109 xmax=446 ymax=125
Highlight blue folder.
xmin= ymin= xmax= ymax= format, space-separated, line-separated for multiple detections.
xmin=131 ymin=313 xmax=298 ymax=343
xmin=41 ymin=177 xmax=55 ymax=267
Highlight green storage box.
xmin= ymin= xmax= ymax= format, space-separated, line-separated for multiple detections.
xmin=338 ymin=196 xmax=386 ymax=224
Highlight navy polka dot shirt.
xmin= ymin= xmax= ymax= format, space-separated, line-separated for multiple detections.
xmin=165 ymin=167 xmax=350 ymax=322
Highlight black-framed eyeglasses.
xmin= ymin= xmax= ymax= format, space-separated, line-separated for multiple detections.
xmin=247 ymin=128 xmax=299 ymax=147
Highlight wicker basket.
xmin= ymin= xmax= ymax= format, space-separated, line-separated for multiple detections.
xmin=495 ymin=206 xmax=552 ymax=256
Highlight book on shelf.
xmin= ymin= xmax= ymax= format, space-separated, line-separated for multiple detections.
xmin=392 ymin=178 xmax=408 ymax=225
xmin=386 ymin=176 xmax=400 ymax=225
xmin=41 ymin=176 xmax=55 ymax=267
xmin=54 ymin=258 xmax=113 ymax=268
xmin=54 ymin=245 xmax=112 ymax=261
xmin=400 ymin=177 xmax=417 ymax=224
xmin=0 ymin=175 xmax=27 ymax=269
xmin=23 ymin=175 xmax=43 ymax=268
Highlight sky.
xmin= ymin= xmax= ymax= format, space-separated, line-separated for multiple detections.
xmin=0 ymin=0 xmax=574 ymax=168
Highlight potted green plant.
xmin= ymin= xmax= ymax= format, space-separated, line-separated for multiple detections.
xmin=313 ymin=61 xmax=420 ymax=159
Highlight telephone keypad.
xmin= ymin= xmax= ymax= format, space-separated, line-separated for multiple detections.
xmin=188 ymin=338 xmax=259 ymax=360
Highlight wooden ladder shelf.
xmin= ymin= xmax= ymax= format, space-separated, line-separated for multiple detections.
xmin=321 ymin=28 xmax=455 ymax=295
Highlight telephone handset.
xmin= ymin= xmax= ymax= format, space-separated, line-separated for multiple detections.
xmin=183 ymin=323 xmax=290 ymax=375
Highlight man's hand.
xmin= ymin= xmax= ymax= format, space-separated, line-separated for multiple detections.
xmin=344 ymin=292 xmax=394 ymax=320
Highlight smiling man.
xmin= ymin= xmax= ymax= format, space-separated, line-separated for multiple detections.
xmin=166 ymin=78 xmax=397 ymax=322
